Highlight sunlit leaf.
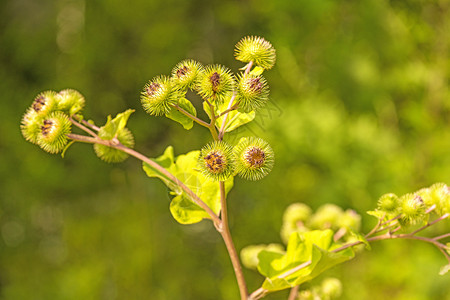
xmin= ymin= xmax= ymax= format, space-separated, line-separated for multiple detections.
xmin=100 ymin=109 xmax=135 ymax=139
xmin=165 ymin=98 xmax=196 ymax=130
xmin=202 ymin=101 xmax=255 ymax=133
xmin=439 ymin=264 xmax=450 ymax=276
xmin=143 ymin=146 xmax=234 ymax=224
xmin=257 ymin=230 xmax=355 ymax=291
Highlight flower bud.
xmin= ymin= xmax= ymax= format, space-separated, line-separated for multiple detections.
xmin=428 ymin=183 xmax=450 ymax=215
xmin=171 ymin=59 xmax=203 ymax=91
xmin=320 ymin=277 xmax=343 ymax=299
xmin=236 ymin=74 xmax=269 ymax=113
xmin=198 ymin=141 xmax=235 ymax=181
xmin=196 ymin=65 xmax=235 ymax=104
xmin=233 ymin=137 xmax=274 ymax=181
xmin=309 ymin=204 xmax=344 ymax=230
xmin=337 ymin=209 xmax=361 ymax=231
xmin=283 ymin=203 xmax=312 ymax=225
xmin=400 ymin=193 xmax=426 ymax=225
xmin=280 ymin=203 xmax=312 ymax=243
xmin=377 ymin=193 xmax=400 ymax=213
xmin=94 ymin=128 xmax=134 ymax=163
xmin=36 ymin=111 xmax=72 ymax=153
xmin=56 ymin=89 xmax=85 ymax=115
xmin=141 ymin=76 xmax=178 ymax=116
xmin=234 ymin=36 xmax=276 ymax=70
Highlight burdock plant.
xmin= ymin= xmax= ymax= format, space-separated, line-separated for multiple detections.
xmin=21 ymin=36 xmax=450 ymax=299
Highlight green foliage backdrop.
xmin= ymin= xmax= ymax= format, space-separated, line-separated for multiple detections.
xmin=1 ymin=0 xmax=449 ymax=299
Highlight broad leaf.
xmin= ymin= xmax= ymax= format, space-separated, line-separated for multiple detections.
xmin=143 ymin=146 xmax=233 ymax=224
xmin=100 ymin=109 xmax=134 ymax=139
xmin=257 ymin=230 xmax=355 ymax=291
xmin=241 ymin=244 xmax=285 ymax=270
xmin=439 ymin=264 xmax=450 ymax=276
xmin=348 ymin=231 xmax=371 ymax=250
xmin=166 ymin=98 xmax=196 ymax=130
xmin=250 ymin=66 xmax=265 ymax=76
xmin=202 ymin=101 xmax=255 ymax=133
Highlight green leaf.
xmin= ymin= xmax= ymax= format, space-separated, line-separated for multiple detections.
xmin=439 ymin=264 xmax=450 ymax=276
xmin=202 ymin=101 xmax=255 ymax=133
xmin=348 ymin=231 xmax=371 ymax=250
xmin=142 ymin=146 xmax=179 ymax=193
xmin=241 ymin=244 xmax=285 ymax=270
xmin=366 ymin=210 xmax=386 ymax=220
xmin=257 ymin=230 xmax=355 ymax=292
xmin=99 ymin=109 xmax=135 ymax=139
xmin=143 ymin=146 xmax=234 ymax=224
xmin=165 ymin=98 xmax=196 ymax=130
xmin=250 ymin=66 xmax=265 ymax=76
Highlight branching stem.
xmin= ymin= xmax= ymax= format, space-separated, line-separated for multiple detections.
xmin=66 ymin=132 xmax=221 ymax=227
xmin=171 ymin=103 xmax=210 ymax=128
xmin=249 ymin=213 xmax=450 ymax=299
xmin=219 ymin=181 xmax=248 ymax=299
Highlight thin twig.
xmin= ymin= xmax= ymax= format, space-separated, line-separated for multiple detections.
xmin=410 ymin=213 xmax=449 ymax=236
xmin=69 ymin=117 xmax=98 ymax=138
xmin=365 ymin=216 xmax=384 ymax=238
xmin=171 ymin=103 xmax=210 ymax=128
xmin=81 ymin=119 xmax=100 ymax=131
xmin=434 ymin=233 xmax=450 ymax=241
xmin=217 ymin=61 xmax=253 ymax=141
xmin=249 ymin=217 xmax=450 ymax=299
xmin=215 ymin=103 xmax=239 ymax=119
xmin=218 ymin=93 xmax=236 ymax=140
xmin=66 ymin=133 xmax=221 ymax=226
xmin=205 ymin=100 xmax=219 ymax=141
xmin=248 ymin=287 xmax=267 ymax=300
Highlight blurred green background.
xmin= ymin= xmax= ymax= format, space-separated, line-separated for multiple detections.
xmin=1 ymin=0 xmax=450 ymax=299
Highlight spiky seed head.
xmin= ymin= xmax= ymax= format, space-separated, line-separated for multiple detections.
xmin=196 ymin=65 xmax=235 ymax=104
xmin=171 ymin=59 xmax=204 ymax=91
xmin=309 ymin=204 xmax=344 ymax=230
xmin=94 ymin=128 xmax=135 ymax=163
xmin=236 ymin=74 xmax=269 ymax=112
xmin=234 ymin=36 xmax=276 ymax=70
xmin=141 ymin=76 xmax=178 ymax=116
xmin=56 ymin=89 xmax=85 ymax=115
xmin=428 ymin=183 xmax=450 ymax=215
xmin=337 ymin=209 xmax=362 ymax=231
xmin=32 ymin=91 xmax=58 ymax=117
xmin=198 ymin=141 xmax=235 ymax=181
xmin=21 ymin=107 xmax=44 ymax=144
xmin=377 ymin=193 xmax=400 ymax=213
xmin=233 ymin=137 xmax=274 ymax=181
xmin=321 ymin=278 xmax=343 ymax=299
xmin=36 ymin=111 xmax=72 ymax=153
xmin=400 ymin=193 xmax=426 ymax=226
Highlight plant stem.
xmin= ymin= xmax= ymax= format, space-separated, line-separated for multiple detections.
xmin=171 ymin=103 xmax=210 ymax=128
xmin=249 ymin=213 xmax=450 ymax=299
xmin=215 ymin=104 xmax=239 ymax=118
xmin=66 ymin=133 xmax=221 ymax=226
xmin=434 ymin=233 xmax=450 ymax=241
xmin=206 ymin=100 xmax=219 ymax=141
xmin=70 ymin=117 xmax=98 ymax=137
xmin=219 ymin=181 xmax=248 ymax=299
xmin=218 ymin=92 xmax=236 ymax=140
xmin=410 ymin=213 xmax=449 ymax=236
xmin=217 ymin=61 xmax=253 ymax=140
xmin=80 ymin=119 xmax=100 ymax=131
xmin=288 ymin=285 xmax=300 ymax=300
